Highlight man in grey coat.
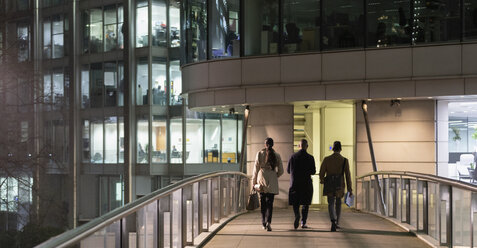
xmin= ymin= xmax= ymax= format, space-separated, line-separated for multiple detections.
xmin=287 ymin=139 xmax=316 ymax=229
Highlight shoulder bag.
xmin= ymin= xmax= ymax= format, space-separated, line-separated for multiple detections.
xmin=246 ymin=188 xmax=260 ymax=210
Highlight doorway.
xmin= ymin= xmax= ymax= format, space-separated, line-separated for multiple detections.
xmin=293 ymin=101 xmax=355 ymax=205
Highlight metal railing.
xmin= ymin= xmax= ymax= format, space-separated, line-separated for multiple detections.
xmin=357 ymin=171 xmax=477 ymax=247
xmin=36 ymin=171 xmax=249 ymax=248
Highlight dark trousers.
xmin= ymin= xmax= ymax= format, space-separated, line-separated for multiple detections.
xmin=327 ymin=195 xmax=342 ymax=224
xmin=292 ymin=204 xmax=309 ymax=224
xmin=260 ymin=193 xmax=275 ymax=225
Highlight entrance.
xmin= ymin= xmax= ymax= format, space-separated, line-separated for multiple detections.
xmin=293 ymin=101 xmax=355 ymax=205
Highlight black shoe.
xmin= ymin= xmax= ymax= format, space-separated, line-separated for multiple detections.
xmin=294 ymin=217 xmax=300 ymax=229
xmin=301 ymin=223 xmax=308 ymax=228
xmin=263 ymin=223 xmax=267 ymax=230
xmin=266 ymin=223 xmax=272 ymax=232
xmin=331 ymin=222 xmax=337 ymax=232
xmin=335 ymin=224 xmax=341 ymax=229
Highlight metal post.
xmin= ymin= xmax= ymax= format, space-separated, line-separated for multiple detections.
xmin=239 ymin=106 xmax=249 ymax=173
xmin=361 ymin=101 xmax=387 ymax=215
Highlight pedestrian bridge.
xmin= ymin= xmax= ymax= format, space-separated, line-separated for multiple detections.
xmin=36 ymin=171 xmax=477 ymax=248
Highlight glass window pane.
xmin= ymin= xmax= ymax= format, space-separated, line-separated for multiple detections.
xmin=152 ymin=57 xmax=167 ymax=105
xmin=170 ymin=118 xmax=183 ymax=163
xmin=52 ymin=70 xmax=64 ymax=104
xmin=17 ymin=24 xmax=29 ymax=61
xmin=91 ymin=63 xmax=103 ymax=108
xmin=118 ymin=62 xmax=124 ymax=106
xmin=204 ymin=118 xmax=220 ymax=163
xmin=43 ymin=73 xmax=52 ymax=103
xmin=244 ymin=0 xmax=279 ymax=56
xmin=118 ymin=6 xmax=125 ymax=49
xmin=414 ymin=0 xmax=460 ymax=44
xmin=52 ymin=15 xmax=63 ymax=34
xmin=105 ymin=24 xmax=118 ymax=51
xmin=136 ymin=0 xmax=149 ymax=47
xmin=81 ymin=65 xmax=90 ymax=108
xmin=210 ymin=0 xmax=240 ymax=58
xmin=367 ymin=0 xmax=411 ymax=47
xmin=105 ymin=117 xmax=118 ymax=163
xmin=170 ymin=60 xmax=182 ymax=105
xmin=83 ymin=120 xmax=91 ymax=162
xmin=152 ymin=0 xmax=167 ymax=46
xmin=282 ymin=0 xmax=320 ymax=53
xmin=52 ymin=34 xmax=64 ymax=58
xmin=104 ymin=62 xmax=118 ymax=107
xmin=83 ymin=10 xmax=90 ymax=53
xmin=100 ymin=177 xmax=109 ymax=215
xmin=136 ymin=57 xmax=148 ymax=105
xmin=186 ymin=0 xmax=207 ymax=62
xmin=119 ymin=117 xmax=125 ymax=163
xmin=186 ymin=117 xmax=203 ymax=163
xmin=464 ymin=0 xmax=477 ymax=40
xmin=137 ymin=115 xmax=149 ymax=164
xmin=152 ymin=116 xmax=167 ymax=163
xmin=110 ymin=177 xmax=123 ymax=209
xmin=43 ymin=20 xmax=52 ymax=58
xmin=170 ymin=0 xmax=181 ymax=48
xmin=222 ymin=116 xmax=237 ymax=163
xmin=91 ymin=119 xmax=104 ymax=163
xmin=90 ymin=8 xmax=103 ymax=53
xmin=322 ymin=0 xmax=364 ymax=50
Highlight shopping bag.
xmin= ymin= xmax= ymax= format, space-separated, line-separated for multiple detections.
xmin=345 ymin=191 xmax=354 ymax=207
xmin=246 ymin=189 xmax=260 ymax=210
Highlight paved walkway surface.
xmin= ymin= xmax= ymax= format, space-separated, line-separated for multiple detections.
xmin=204 ymin=208 xmax=429 ymax=248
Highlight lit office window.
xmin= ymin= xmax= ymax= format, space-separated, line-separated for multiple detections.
xmin=17 ymin=23 xmax=30 ymax=62
xmin=170 ymin=118 xmax=183 ymax=163
xmin=281 ymin=0 xmax=320 ymax=53
xmin=91 ymin=119 xmax=104 ymax=163
xmin=89 ymin=8 xmax=103 ymax=53
xmin=52 ymin=15 xmax=64 ymax=58
xmin=238 ymin=118 xmax=243 ymax=156
xmin=44 ymin=72 xmax=52 ymax=103
xmin=118 ymin=6 xmax=124 ymax=49
xmin=322 ymin=0 xmax=364 ymax=50
xmin=82 ymin=120 xmax=91 ymax=162
xmin=43 ymin=19 xmax=52 ymax=58
xmin=186 ymin=117 xmax=203 ymax=163
xmin=105 ymin=117 xmax=118 ymax=163
xmin=81 ymin=65 xmax=90 ymax=108
xmin=222 ymin=115 xmax=237 ymax=163
xmin=464 ymin=0 xmax=477 ymax=40
xmin=169 ymin=60 xmax=182 ymax=105
xmin=104 ymin=62 xmax=118 ymax=107
xmin=136 ymin=0 xmax=149 ymax=47
xmin=169 ymin=0 xmax=181 ymax=47
xmin=52 ymin=69 xmax=64 ymax=104
xmin=152 ymin=116 xmax=167 ymax=163
xmin=136 ymin=57 xmax=149 ymax=105
xmin=152 ymin=0 xmax=167 ymax=46
xmin=119 ymin=117 xmax=125 ymax=163
xmin=209 ymin=0 xmax=240 ymax=58
xmin=204 ymin=117 xmax=220 ymax=163
xmin=104 ymin=5 xmax=118 ymax=52
xmin=413 ymin=0 xmax=460 ymax=44
xmin=185 ymin=0 xmax=207 ymax=62
xmin=137 ymin=115 xmax=149 ymax=163
xmin=118 ymin=62 xmax=124 ymax=106
xmin=91 ymin=63 xmax=103 ymax=108
xmin=367 ymin=0 xmax=411 ymax=47
xmin=152 ymin=57 xmax=167 ymax=105
xmin=244 ymin=0 xmax=279 ymax=56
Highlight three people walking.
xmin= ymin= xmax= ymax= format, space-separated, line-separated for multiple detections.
xmin=252 ymin=138 xmax=352 ymax=232
xmin=252 ymin=137 xmax=284 ymax=231
xmin=287 ymin=139 xmax=316 ymax=229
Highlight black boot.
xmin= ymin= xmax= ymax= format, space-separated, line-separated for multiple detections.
xmin=331 ymin=222 xmax=337 ymax=232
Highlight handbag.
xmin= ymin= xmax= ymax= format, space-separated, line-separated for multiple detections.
xmin=246 ymin=188 xmax=260 ymax=210
xmin=323 ymin=158 xmax=347 ymax=195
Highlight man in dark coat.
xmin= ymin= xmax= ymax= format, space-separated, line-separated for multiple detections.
xmin=287 ymin=139 xmax=316 ymax=229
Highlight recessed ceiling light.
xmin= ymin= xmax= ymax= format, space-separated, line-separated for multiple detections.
xmin=367 ymin=99 xmax=372 ymax=101
xmin=397 ymin=98 xmax=402 ymax=100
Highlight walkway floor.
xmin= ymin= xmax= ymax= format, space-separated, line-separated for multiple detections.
xmin=204 ymin=208 xmax=430 ymax=248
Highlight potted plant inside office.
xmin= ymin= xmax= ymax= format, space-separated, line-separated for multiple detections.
xmin=452 ymin=126 xmax=461 ymax=142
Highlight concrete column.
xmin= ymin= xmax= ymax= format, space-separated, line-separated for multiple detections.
xmin=247 ymin=105 xmax=293 ymax=208
xmin=356 ymin=100 xmax=436 ymax=176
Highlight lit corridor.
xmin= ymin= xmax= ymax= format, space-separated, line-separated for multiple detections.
xmin=204 ymin=208 xmax=429 ymax=248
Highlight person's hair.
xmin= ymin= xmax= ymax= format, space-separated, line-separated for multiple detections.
xmin=265 ymin=138 xmax=277 ymax=170
xmin=332 ymin=141 xmax=342 ymax=152
xmin=300 ymin=139 xmax=308 ymax=148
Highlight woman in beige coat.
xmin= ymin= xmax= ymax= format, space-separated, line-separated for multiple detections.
xmin=252 ymin=137 xmax=284 ymax=231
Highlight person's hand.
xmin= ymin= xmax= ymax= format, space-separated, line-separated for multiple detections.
xmin=349 ymin=191 xmax=353 ymax=197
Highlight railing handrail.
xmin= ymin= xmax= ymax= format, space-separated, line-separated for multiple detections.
xmin=35 ymin=171 xmax=249 ymax=248
xmin=358 ymin=170 xmax=477 ymax=192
